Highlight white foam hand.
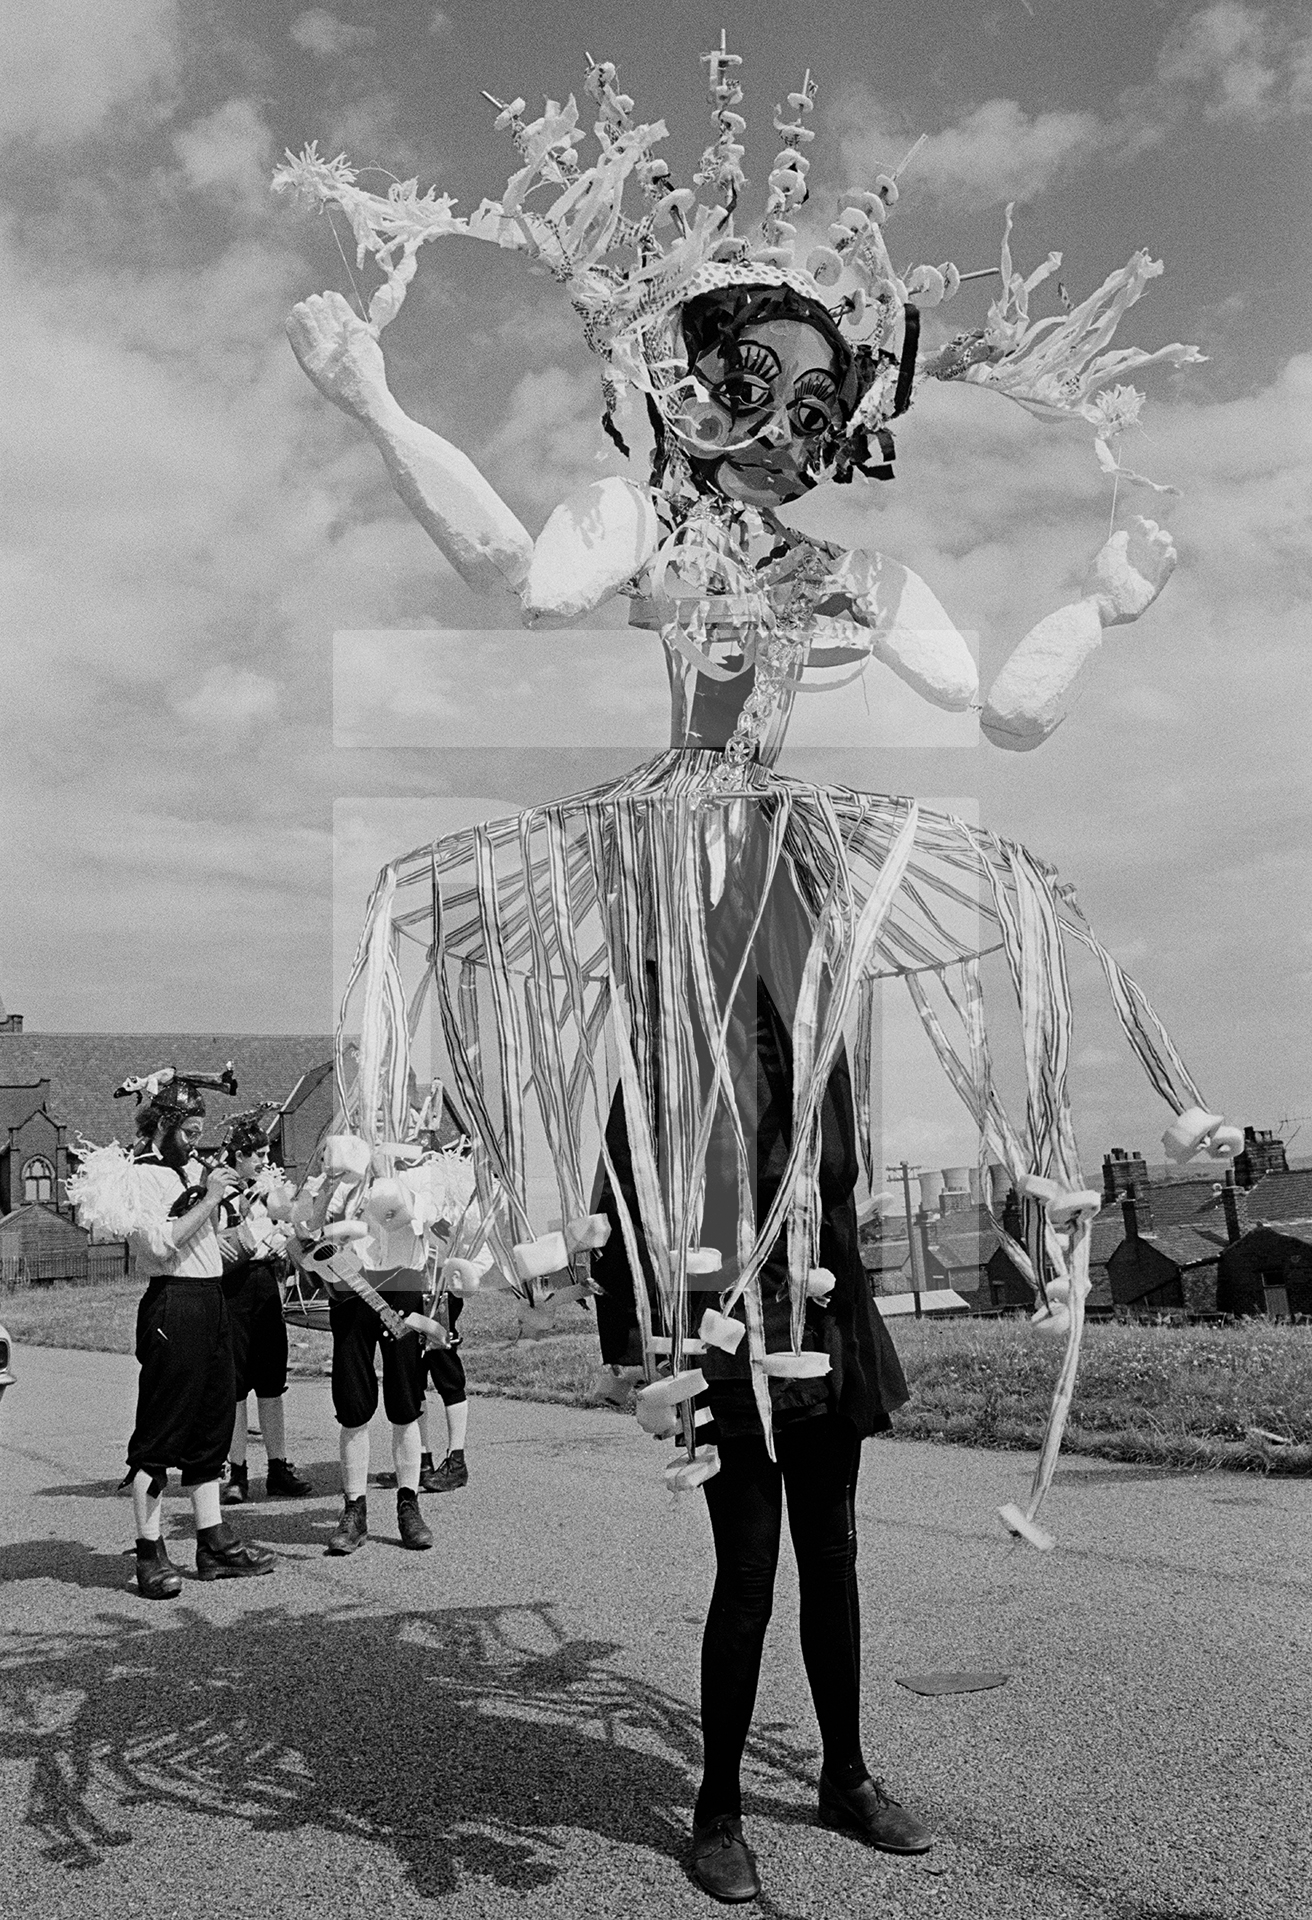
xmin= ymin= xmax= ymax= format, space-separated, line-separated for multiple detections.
xmin=1084 ymin=517 xmax=1177 ymax=628
xmin=285 ymin=291 xmax=392 ymax=424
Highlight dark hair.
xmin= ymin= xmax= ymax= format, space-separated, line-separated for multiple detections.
xmin=224 ymin=1122 xmax=270 ymax=1164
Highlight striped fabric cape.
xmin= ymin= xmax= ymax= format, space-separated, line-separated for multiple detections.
xmin=338 ymin=750 xmax=1210 ymax=1538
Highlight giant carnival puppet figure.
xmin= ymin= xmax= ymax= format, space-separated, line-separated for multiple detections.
xmin=275 ymin=44 xmax=1242 ymax=1897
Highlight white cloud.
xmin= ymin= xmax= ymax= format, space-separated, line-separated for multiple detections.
xmin=0 ymin=0 xmax=179 ymax=143
xmin=172 ymin=98 xmax=275 ymax=213
xmin=173 ymin=665 xmax=281 ymax=730
xmin=1155 ymin=3 xmax=1310 ymax=121
xmin=830 ymin=5 xmax=1312 ymax=211
xmin=290 ymin=9 xmax=375 ymax=58
xmin=428 ymin=8 xmax=454 ymax=37
xmin=834 ymin=93 xmax=1105 ymax=211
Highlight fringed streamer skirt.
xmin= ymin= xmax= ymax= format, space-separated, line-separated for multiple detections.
xmin=339 ymin=750 xmax=1208 ymax=1500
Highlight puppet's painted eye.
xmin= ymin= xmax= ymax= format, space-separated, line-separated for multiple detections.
xmin=789 ymin=398 xmax=836 ymax=436
xmin=712 ymin=372 xmax=774 ymax=416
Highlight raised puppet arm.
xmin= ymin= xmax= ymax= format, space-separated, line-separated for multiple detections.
xmin=286 ymin=292 xmax=659 ymax=624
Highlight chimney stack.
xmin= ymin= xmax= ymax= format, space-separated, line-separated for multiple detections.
xmin=1218 ymin=1173 xmax=1242 ymax=1244
xmin=1103 ymin=1146 xmax=1148 ymax=1202
xmin=1121 ymin=1181 xmax=1155 ymax=1240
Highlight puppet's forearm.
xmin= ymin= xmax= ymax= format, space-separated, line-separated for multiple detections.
xmin=981 ymin=597 xmax=1104 ymax=751
xmin=367 ymin=400 xmax=535 ymax=602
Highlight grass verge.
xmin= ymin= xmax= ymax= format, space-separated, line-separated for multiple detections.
xmin=5 ymin=1281 xmax=1310 ymax=1473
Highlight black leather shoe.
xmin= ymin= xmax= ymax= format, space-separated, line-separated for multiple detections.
xmin=220 ymin=1462 xmax=248 ymax=1505
xmin=397 ymin=1487 xmax=433 ymax=1550
xmin=266 ymin=1457 xmax=312 ymax=1498
xmin=195 ymin=1524 xmax=276 ymax=1581
xmin=135 ymin=1538 xmax=182 ymax=1600
xmin=689 ymin=1815 xmax=761 ymax=1903
xmin=420 ymin=1450 xmax=468 ymax=1494
xmin=817 ymin=1771 xmax=933 ymax=1853
xmin=327 ymin=1495 xmax=368 ymax=1555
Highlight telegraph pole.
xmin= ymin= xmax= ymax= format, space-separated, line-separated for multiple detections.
xmin=888 ymin=1160 xmax=926 ymax=1317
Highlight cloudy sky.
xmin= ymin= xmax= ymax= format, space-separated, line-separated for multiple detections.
xmin=1 ymin=1 xmax=1309 ymax=1172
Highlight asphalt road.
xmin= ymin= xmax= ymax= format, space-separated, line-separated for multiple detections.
xmin=0 ymin=1343 xmax=1308 ymax=1920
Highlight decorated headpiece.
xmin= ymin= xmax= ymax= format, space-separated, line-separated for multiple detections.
xmin=222 ymin=1104 xmax=277 ymax=1159
xmin=273 ymin=37 xmax=1201 ymax=488
xmin=114 ymin=1062 xmax=238 ymax=1122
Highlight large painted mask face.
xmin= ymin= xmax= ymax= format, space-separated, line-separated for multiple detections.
xmin=685 ymin=318 xmax=846 ymax=506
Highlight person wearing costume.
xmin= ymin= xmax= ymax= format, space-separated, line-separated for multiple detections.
xmin=276 ymin=46 xmax=1239 ymax=1904
xmin=69 ymin=1070 xmax=276 ymax=1598
xmin=215 ymin=1117 xmax=313 ymax=1504
xmin=320 ymin=1162 xmax=441 ymax=1553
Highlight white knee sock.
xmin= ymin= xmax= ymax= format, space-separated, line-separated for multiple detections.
xmin=340 ymin=1423 xmax=370 ymax=1499
xmin=229 ymin=1397 xmax=249 ymax=1468
xmin=190 ymin=1480 xmax=222 ymax=1531
xmin=446 ymin=1401 xmax=468 ymax=1454
xmin=392 ymin=1420 xmax=421 ymax=1492
xmin=258 ymin=1395 xmax=286 ymax=1460
xmin=132 ymin=1469 xmax=164 ymax=1542
xmin=417 ymin=1404 xmax=432 ymax=1456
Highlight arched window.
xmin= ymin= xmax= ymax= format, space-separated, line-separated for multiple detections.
xmin=22 ymin=1156 xmax=55 ymax=1205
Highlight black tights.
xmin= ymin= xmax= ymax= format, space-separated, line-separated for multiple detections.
xmin=695 ymin=1411 xmax=867 ymax=1824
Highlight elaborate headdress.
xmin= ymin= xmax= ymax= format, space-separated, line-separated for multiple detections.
xmin=273 ymin=36 xmax=1202 ymax=488
xmin=221 ymin=1103 xmax=277 ymax=1159
xmin=113 ymin=1062 xmax=238 ymax=1123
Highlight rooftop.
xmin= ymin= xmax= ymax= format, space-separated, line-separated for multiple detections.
xmin=0 ymin=1033 xmax=331 ymax=1148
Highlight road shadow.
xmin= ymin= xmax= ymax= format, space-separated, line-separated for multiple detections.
xmin=0 ymin=1538 xmax=141 ymax=1596
xmin=0 ymin=1599 xmax=815 ymax=1896
xmin=31 ymin=1458 xmax=344 ymax=1504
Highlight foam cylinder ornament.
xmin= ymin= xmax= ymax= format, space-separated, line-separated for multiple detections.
xmin=665 ymin=1449 xmax=721 ymax=1493
xmin=564 ymin=1213 xmax=611 ymax=1252
xmin=1206 ymin=1124 xmax=1244 ymax=1159
xmin=699 ymin=1308 xmax=746 ymax=1353
xmin=1045 ymin=1188 xmax=1102 ymax=1227
xmin=323 ymin=1135 xmax=371 ymax=1178
xmin=998 ymin=1503 xmax=1055 ymax=1552
xmin=648 ymin=1335 xmax=706 ymax=1355
xmin=1162 ymin=1107 xmax=1225 ymax=1164
xmin=322 ymin=1219 xmax=368 ymax=1243
xmin=511 ymin=1231 xmax=570 ymax=1280
xmin=684 ymin=1246 xmax=725 ymax=1292
xmin=761 ymin=1351 xmax=831 ymax=1379
xmin=404 ymin=1312 xmax=448 ymax=1342
xmin=370 ymin=1142 xmax=423 ymax=1173
xmin=1032 ymin=1275 xmax=1071 ymax=1334
xmin=442 ymin=1257 xmax=483 ymax=1295
xmin=806 ymin=1267 xmax=836 ymax=1306
xmin=635 ymin=1369 xmax=706 ymax=1435
xmin=362 ymin=1179 xmax=416 ymax=1232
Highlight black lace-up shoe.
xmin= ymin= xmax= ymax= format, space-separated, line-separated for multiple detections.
xmin=818 ymin=1771 xmax=933 ymax=1853
xmin=195 ymin=1524 xmax=276 ymax=1581
xmin=266 ymin=1457 xmax=312 ymax=1498
xmin=327 ymin=1495 xmax=368 ymax=1554
xmin=689 ymin=1814 xmax=761 ymax=1903
xmin=397 ymin=1487 xmax=433 ymax=1550
xmin=421 ymin=1450 xmax=468 ymax=1493
xmin=134 ymin=1538 xmax=182 ymax=1600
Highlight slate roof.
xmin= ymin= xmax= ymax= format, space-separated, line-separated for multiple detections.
xmin=1131 ymin=1225 xmax=1226 ymax=1268
xmin=0 ymin=1082 xmax=53 ymax=1133
xmin=0 ymin=1034 xmax=331 ymax=1150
